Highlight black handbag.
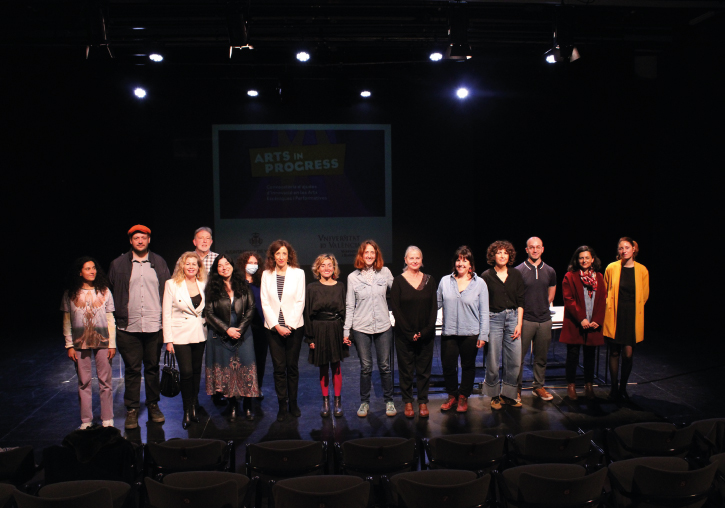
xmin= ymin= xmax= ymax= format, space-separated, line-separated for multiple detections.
xmin=160 ymin=351 xmax=181 ymax=398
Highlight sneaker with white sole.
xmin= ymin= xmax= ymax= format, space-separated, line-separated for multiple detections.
xmin=357 ymin=402 xmax=370 ymax=418
xmin=533 ymin=387 xmax=554 ymax=401
xmin=79 ymin=422 xmax=92 ymax=430
xmin=385 ymin=401 xmax=397 ymax=417
xmin=102 ymin=419 xmax=114 ymax=428
xmin=502 ymin=395 xmax=523 ymax=408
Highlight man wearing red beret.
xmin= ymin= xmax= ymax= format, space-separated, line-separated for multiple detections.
xmin=108 ymin=225 xmax=171 ymax=429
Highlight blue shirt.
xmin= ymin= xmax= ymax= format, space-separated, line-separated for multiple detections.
xmin=344 ymin=267 xmax=394 ymax=336
xmin=437 ymin=273 xmax=490 ymax=341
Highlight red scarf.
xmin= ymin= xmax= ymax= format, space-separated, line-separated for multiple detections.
xmin=580 ymin=270 xmax=597 ymax=298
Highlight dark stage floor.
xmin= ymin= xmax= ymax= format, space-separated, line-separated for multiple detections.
xmin=1 ymin=330 xmax=723 ymax=470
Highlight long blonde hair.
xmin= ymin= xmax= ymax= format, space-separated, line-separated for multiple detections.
xmin=172 ymin=251 xmax=206 ymax=284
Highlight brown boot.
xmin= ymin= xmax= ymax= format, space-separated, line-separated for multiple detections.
xmin=404 ymin=403 xmax=415 ymax=418
xmin=419 ymin=403 xmax=429 ymax=418
xmin=567 ymin=383 xmax=578 ymax=400
xmin=585 ymin=383 xmax=595 ymax=400
xmin=440 ymin=394 xmax=457 ymax=411
xmin=456 ymin=395 xmax=468 ymax=413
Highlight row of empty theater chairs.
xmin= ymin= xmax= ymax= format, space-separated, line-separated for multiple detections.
xmin=0 ymin=417 xmax=723 ymax=508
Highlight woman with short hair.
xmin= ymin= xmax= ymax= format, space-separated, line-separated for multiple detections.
xmin=304 ymin=253 xmax=350 ymax=417
xmin=261 ymin=240 xmax=306 ymax=421
xmin=481 ymin=240 xmax=525 ymax=410
xmin=603 ymin=237 xmax=649 ymax=401
xmin=561 ymin=246 xmax=605 ymax=400
xmin=163 ymin=251 xmax=206 ymax=429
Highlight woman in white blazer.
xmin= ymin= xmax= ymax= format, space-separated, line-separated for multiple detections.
xmin=163 ymin=251 xmax=206 ymax=429
xmin=260 ymin=239 xmax=306 ymax=422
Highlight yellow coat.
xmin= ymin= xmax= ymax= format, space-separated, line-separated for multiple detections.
xmin=603 ymin=261 xmax=649 ymax=343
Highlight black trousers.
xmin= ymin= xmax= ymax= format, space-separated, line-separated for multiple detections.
xmin=395 ymin=333 xmax=434 ymax=404
xmin=252 ymin=324 xmax=268 ymax=392
xmin=116 ymin=329 xmax=163 ymax=409
xmin=174 ymin=342 xmax=206 ymax=406
xmin=565 ymin=344 xmax=596 ymax=383
xmin=440 ymin=335 xmax=478 ymax=398
xmin=267 ymin=327 xmax=304 ymax=401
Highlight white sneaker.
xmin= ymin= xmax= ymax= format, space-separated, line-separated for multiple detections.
xmin=79 ymin=422 xmax=92 ymax=430
xmin=102 ymin=419 xmax=115 ymax=428
xmin=385 ymin=401 xmax=397 ymax=417
xmin=357 ymin=402 xmax=369 ymax=418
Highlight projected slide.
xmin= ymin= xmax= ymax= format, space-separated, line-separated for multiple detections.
xmin=212 ymin=124 xmax=392 ymax=265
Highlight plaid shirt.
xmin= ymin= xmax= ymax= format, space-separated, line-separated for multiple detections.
xmin=200 ymin=251 xmax=219 ymax=277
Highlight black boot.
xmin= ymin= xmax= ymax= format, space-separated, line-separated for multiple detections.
xmin=189 ymin=401 xmax=199 ymax=423
xmin=320 ymin=396 xmax=330 ymax=418
xmin=289 ymin=399 xmax=301 ymax=417
xmin=243 ymin=397 xmax=254 ymax=421
xmin=333 ymin=396 xmax=343 ymax=417
xmin=182 ymin=400 xmax=192 ymax=429
xmin=229 ymin=397 xmax=238 ymax=422
xmin=277 ymin=399 xmax=288 ymax=422
xmin=609 ymin=380 xmax=620 ymax=401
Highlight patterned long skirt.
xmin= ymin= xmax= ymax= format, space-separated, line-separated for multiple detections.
xmin=205 ymin=326 xmax=260 ymax=398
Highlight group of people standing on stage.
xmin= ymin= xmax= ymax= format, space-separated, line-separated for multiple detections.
xmin=61 ymin=224 xmax=649 ymax=430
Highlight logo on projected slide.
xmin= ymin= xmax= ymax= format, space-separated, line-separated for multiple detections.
xmin=249 ymin=145 xmax=345 ymax=176
xmin=249 ymin=233 xmax=263 ymax=247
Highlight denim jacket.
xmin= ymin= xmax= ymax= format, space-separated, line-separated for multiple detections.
xmin=343 ymin=267 xmax=394 ymax=336
xmin=437 ymin=273 xmax=490 ymax=341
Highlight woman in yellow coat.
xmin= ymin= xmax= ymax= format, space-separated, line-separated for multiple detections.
xmin=603 ymin=237 xmax=649 ymax=401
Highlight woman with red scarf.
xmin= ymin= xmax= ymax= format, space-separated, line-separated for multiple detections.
xmin=560 ymin=246 xmax=605 ymax=400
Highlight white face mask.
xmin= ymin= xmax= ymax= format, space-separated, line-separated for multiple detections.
xmin=246 ymin=264 xmax=259 ymax=275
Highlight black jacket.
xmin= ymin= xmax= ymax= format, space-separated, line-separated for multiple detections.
xmin=107 ymin=251 xmax=170 ymax=329
xmin=204 ymin=286 xmax=255 ymax=337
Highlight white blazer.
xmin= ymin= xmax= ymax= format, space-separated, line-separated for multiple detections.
xmin=260 ymin=267 xmax=305 ymax=330
xmin=162 ymin=279 xmax=207 ymax=344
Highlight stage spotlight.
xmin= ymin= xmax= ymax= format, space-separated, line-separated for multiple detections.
xmin=149 ymin=53 xmax=163 ymax=62
xmin=430 ymin=52 xmax=443 ymax=61
xmin=360 ymin=90 xmax=371 ymax=98
xmin=446 ymin=3 xmax=471 ymax=61
xmin=456 ymin=87 xmax=469 ymax=99
xmin=296 ymin=51 xmax=310 ymax=62
xmin=247 ymin=89 xmax=259 ymax=97
xmin=134 ymin=88 xmax=147 ymax=98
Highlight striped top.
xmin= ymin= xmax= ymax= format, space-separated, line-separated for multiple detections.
xmin=277 ymin=274 xmax=286 ymax=326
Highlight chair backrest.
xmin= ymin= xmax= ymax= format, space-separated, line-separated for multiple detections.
xmin=39 ymin=480 xmax=130 ymax=508
xmin=518 ymin=467 xmax=608 ymax=508
xmin=145 ymin=477 xmax=237 ymax=508
xmin=631 ymin=425 xmax=695 ymax=457
xmin=14 ymin=487 xmax=113 ymax=508
xmin=272 ymin=475 xmax=369 ymax=508
xmin=691 ymin=419 xmax=725 ymax=458
xmin=42 ymin=440 xmax=142 ymax=485
xmin=146 ymin=439 xmax=231 ymax=476
xmin=164 ymin=471 xmax=251 ymax=508
xmin=0 ymin=483 xmax=17 ymax=508
xmin=396 ymin=471 xmax=491 ymax=508
xmin=632 ymin=461 xmax=718 ymax=506
xmin=426 ymin=435 xmax=505 ymax=472
xmin=513 ymin=431 xmax=593 ymax=464
xmin=0 ymin=446 xmax=35 ymax=487
xmin=339 ymin=438 xmax=417 ymax=479
xmin=246 ymin=440 xmax=327 ymax=479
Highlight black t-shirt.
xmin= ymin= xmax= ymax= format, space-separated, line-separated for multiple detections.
xmin=516 ymin=260 xmax=557 ymax=323
xmin=481 ymin=268 xmax=525 ymax=313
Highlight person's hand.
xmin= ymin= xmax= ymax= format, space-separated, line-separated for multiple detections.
xmin=227 ymin=327 xmax=242 ymax=339
xmin=512 ymin=325 xmax=522 ymax=340
xmin=413 ymin=332 xmax=421 ymax=341
xmin=343 ymin=336 xmax=352 ymax=346
xmin=477 ymin=340 xmax=486 ymax=349
xmin=166 ymin=343 xmax=175 ymax=354
xmin=67 ymin=348 xmax=78 ymax=362
xmin=581 ymin=319 xmax=590 ymax=329
xmin=309 ymin=342 xmax=315 ymax=349
xmin=108 ymin=348 xmax=116 ymax=360
xmin=275 ymin=325 xmax=291 ymax=337
xmin=589 ymin=321 xmax=599 ymax=329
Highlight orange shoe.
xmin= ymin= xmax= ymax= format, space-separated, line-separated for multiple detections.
xmin=440 ymin=394 xmax=457 ymax=411
xmin=404 ymin=403 xmax=415 ymax=418
xmin=419 ymin=403 xmax=429 ymax=418
xmin=456 ymin=395 xmax=468 ymax=413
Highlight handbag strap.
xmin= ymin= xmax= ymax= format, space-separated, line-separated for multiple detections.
xmin=164 ymin=350 xmax=177 ymax=369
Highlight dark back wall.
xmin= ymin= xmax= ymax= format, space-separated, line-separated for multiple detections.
xmin=4 ymin=46 xmax=720 ymax=335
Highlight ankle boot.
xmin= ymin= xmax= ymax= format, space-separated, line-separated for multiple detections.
xmin=619 ymin=385 xmax=630 ymax=402
xmin=440 ymin=394 xmax=457 ymax=411
xmin=229 ymin=397 xmax=238 ymax=422
xmin=289 ymin=399 xmax=301 ymax=417
xmin=456 ymin=395 xmax=468 ymax=413
xmin=277 ymin=400 xmax=288 ymax=422
xmin=320 ymin=396 xmax=331 ymax=418
xmin=333 ymin=396 xmax=343 ymax=417
xmin=189 ymin=402 xmax=199 ymax=423
xmin=584 ymin=383 xmax=595 ymax=400
xmin=567 ymin=383 xmax=578 ymax=400
xmin=182 ymin=407 xmax=191 ymax=429
xmin=243 ymin=397 xmax=254 ymax=421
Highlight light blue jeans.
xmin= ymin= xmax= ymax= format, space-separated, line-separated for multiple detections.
xmin=483 ymin=309 xmax=521 ymax=400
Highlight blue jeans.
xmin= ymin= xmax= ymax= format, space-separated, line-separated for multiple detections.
xmin=353 ymin=328 xmax=394 ymax=403
xmin=483 ymin=309 xmax=521 ymax=399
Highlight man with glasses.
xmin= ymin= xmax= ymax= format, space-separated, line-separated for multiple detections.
xmin=516 ymin=237 xmax=557 ymax=402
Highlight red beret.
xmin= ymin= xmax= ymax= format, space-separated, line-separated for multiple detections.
xmin=127 ymin=224 xmax=151 ymax=236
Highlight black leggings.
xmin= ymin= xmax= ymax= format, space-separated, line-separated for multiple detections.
xmin=565 ymin=344 xmax=596 ymax=383
xmin=608 ymin=343 xmax=633 ymax=390
xmin=174 ymin=342 xmax=206 ymax=406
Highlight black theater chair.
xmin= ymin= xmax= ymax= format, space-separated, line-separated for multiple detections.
xmin=144 ymin=477 xmax=237 ymax=508
xmin=421 ymin=434 xmax=505 ymax=474
xmin=271 ymin=475 xmax=371 ymax=508
xmin=0 ymin=446 xmax=37 ymax=490
xmin=605 ymin=422 xmax=695 ymax=462
xmin=163 ymin=471 xmax=254 ymax=508
xmin=144 ymin=438 xmax=234 ymax=479
xmin=507 ymin=430 xmax=598 ymax=467
xmin=14 ymin=487 xmax=114 ymax=508
xmin=689 ymin=418 xmax=725 ymax=462
xmin=388 ymin=469 xmax=491 ymax=508
xmin=38 ymin=480 xmax=130 ymax=508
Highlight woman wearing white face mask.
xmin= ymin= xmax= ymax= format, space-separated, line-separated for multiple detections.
xmin=237 ymin=251 xmax=267 ymax=400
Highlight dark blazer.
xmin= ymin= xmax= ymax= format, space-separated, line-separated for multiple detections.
xmin=108 ymin=250 xmax=170 ymax=329
xmin=204 ymin=286 xmax=255 ymax=337
xmin=560 ymin=271 xmax=605 ymax=346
